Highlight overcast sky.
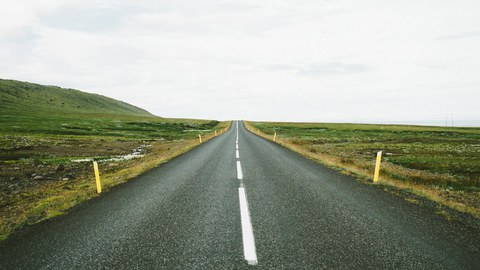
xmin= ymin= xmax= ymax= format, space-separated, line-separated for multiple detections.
xmin=1 ymin=0 xmax=479 ymax=125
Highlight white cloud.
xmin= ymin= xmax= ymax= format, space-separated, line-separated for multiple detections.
xmin=1 ymin=0 xmax=479 ymax=125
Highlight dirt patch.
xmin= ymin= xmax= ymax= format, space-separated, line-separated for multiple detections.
xmin=0 ymin=135 xmax=146 ymax=197
xmin=0 ymin=135 xmax=141 ymax=161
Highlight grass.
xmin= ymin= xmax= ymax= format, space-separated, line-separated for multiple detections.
xmin=245 ymin=121 xmax=480 ymax=219
xmin=0 ymin=78 xmax=152 ymax=116
xmin=0 ymin=79 xmax=230 ymax=240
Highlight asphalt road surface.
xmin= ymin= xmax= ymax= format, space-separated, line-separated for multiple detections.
xmin=1 ymin=121 xmax=479 ymax=269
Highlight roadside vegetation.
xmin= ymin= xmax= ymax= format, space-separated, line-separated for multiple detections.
xmin=245 ymin=121 xmax=480 ymax=219
xmin=0 ymin=79 xmax=229 ymax=240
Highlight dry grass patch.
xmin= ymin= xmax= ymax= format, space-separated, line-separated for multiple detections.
xmin=245 ymin=121 xmax=480 ymax=220
xmin=0 ymin=121 xmax=230 ymax=241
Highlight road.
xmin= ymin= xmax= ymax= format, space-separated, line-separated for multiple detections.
xmin=1 ymin=121 xmax=479 ymax=269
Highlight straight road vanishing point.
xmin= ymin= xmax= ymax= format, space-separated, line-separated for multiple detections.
xmin=1 ymin=121 xmax=479 ymax=269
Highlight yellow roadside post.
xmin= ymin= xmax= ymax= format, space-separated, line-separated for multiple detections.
xmin=373 ymin=151 xmax=382 ymax=182
xmin=93 ymin=161 xmax=102 ymax=193
xmin=273 ymin=132 xmax=277 ymax=142
xmin=215 ymin=130 xmax=217 ymax=136
xmin=257 ymin=129 xmax=259 ymax=134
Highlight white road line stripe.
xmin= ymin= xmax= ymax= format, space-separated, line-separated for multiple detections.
xmin=236 ymin=143 xmax=239 ymax=150
xmin=236 ymin=161 xmax=243 ymax=180
xmin=236 ymin=150 xmax=240 ymax=159
xmin=238 ymin=187 xmax=258 ymax=265
xmin=236 ymin=121 xmax=239 ymax=141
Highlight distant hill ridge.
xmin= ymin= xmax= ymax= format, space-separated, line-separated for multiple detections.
xmin=0 ymin=79 xmax=153 ymax=116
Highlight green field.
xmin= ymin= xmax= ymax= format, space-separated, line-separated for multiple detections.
xmin=0 ymin=79 xmax=228 ymax=240
xmin=0 ymin=79 xmax=220 ymax=140
xmin=0 ymin=79 xmax=223 ymax=166
xmin=247 ymin=122 xmax=480 ymax=216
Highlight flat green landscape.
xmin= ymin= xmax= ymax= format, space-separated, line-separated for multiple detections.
xmin=0 ymin=79 xmax=228 ymax=240
xmin=247 ymin=121 xmax=480 ymax=217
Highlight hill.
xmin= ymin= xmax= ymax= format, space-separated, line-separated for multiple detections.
xmin=0 ymin=79 xmax=152 ymax=116
xmin=0 ymin=78 xmax=228 ymax=241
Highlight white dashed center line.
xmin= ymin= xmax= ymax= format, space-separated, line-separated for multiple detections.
xmin=234 ymin=121 xmax=258 ymax=266
xmin=238 ymin=187 xmax=258 ymax=265
xmin=236 ymin=160 xmax=243 ymax=180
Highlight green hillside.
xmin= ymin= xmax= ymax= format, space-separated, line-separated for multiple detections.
xmin=0 ymin=79 xmax=228 ymax=241
xmin=0 ymin=79 xmax=152 ymax=116
xmin=0 ymin=78 xmax=220 ymax=139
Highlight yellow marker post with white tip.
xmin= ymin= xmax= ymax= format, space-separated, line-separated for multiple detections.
xmin=93 ymin=161 xmax=102 ymax=194
xmin=373 ymin=151 xmax=382 ymax=182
